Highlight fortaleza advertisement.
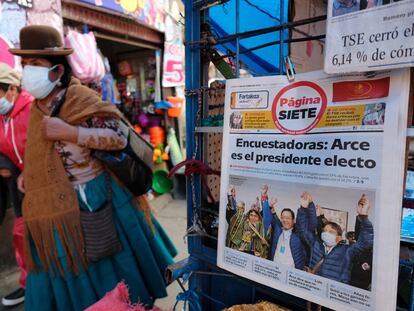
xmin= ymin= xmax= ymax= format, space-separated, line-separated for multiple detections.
xmin=217 ymin=70 xmax=411 ymax=311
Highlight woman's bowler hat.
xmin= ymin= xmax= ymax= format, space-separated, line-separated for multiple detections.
xmin=9 ymin=25 xmax=73 ymax=57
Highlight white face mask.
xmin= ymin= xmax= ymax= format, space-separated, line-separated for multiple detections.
xmin=321 ymin=232 xmax=338 ymax=247
xmin=0 ymin=94 xmax=13 ymax=115
xmin=22 ymin=65 xmax=60 ymax=99
xmin=0 ymin=96 xmax=13 ymax=114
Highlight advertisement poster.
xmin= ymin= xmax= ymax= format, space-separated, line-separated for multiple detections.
xmin=324 ymin=0 xmax=414 ymax=73
xmin=162 ymin=13 xmax=184 ymax=87
xmin=217 ymin=70 xmax=411 ymax=311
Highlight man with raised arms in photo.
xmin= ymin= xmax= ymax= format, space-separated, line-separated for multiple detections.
xmin=268 ymin=195 xmax=312 ymax=270
xmin=298 ymin=193 xmax=374 ymax=285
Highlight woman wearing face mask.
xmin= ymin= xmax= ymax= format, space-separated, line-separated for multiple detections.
xmin=10 ymin=25 xmax=177 ymax=311
xmin=0 ymin=62 xmax=33 ymax=307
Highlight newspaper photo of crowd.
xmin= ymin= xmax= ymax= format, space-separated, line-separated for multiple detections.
xmin=225 ymin=178 xmax=374 ymax=291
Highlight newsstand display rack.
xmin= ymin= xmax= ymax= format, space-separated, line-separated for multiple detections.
xmin=173 ymin=0 xmax=414 ymax=310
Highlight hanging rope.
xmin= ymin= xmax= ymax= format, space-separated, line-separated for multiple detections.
xmin=173 ymin=290 xmax=202 ymax=311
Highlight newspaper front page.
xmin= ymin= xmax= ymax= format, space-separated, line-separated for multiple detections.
xmin=217 ymin=70 xmax=410 ymax=311
xmin=324 ymin=0 xmax=414 ymax=73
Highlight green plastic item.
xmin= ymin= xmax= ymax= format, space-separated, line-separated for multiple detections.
xmin=152 ymin=169 xmax=173 ymax=194
xmin=209 ymin=49 xmax=235 ymax=79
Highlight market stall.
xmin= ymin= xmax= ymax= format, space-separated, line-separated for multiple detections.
xmin=175 ymin=0 xmax=414 ymax=310
xmin=61 ymin=0 xmax=187 ymax=198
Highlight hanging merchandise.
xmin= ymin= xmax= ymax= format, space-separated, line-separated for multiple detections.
xmin=153 ymin=144 xmax=169 ymax=164
xmin=101 ymin=57 xmax=120 ymax=104
xmin=65 ymin=30 xmax=105 ymax=83
xmin=167 ymin=128 xmax=184 ymax=167
xmin=149 ymin=126 xmax=165 ymax=146
xmin=152 ymin=169 xmax=173 ymax=194
xmin=101 ymin=73 xmax=120 ymax=104
xmin=138 ymin=113 xmax=150 ymax=128
xmin=166 ymin=96 xmax=184 ymax=118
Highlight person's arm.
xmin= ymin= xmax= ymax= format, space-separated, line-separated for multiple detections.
xmin=270 ymin=199 xmax=282 ymax=231
xmin=76 ymin=117 xmax=127 ymax=150
xmin=349 ymin=215 xmax=374 ymax=253
xmin=307 ymin=202 xmax=318 ymax=233
xmin=41 ymin=116 xmax=127 ymax=151
xmin=296 ymin=193 xmax=317 ymax=248
xmin=341 ymin=194 xmax=374 ymax=283
xmin=354 ymin=215 xmax=361 ymax=240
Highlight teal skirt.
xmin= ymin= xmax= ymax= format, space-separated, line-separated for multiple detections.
xmin=25 ymin=172 xmax=177 ymax=311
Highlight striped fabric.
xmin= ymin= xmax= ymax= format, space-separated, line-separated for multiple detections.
xmin=65 ymin=30 xmax=105 ymax=83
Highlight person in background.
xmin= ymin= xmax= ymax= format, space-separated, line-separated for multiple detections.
xmin=226 ymin=185 xmax=237 ymax=223
xmin=349 ymin=221 xmax=373 ymax=290
xmin=346 ymin=231 xmax=356 ymax=244
xmin=0 ymin=62 xmax=33 ymax=307
xmin=10 ymin=25 xmax=177 ymax=311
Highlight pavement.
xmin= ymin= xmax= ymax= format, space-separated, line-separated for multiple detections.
xmin=0 ymin=199 xmax=188 ymax=311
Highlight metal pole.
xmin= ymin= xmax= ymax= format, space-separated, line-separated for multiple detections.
xmin=279 ymin=0 xmax=285 ymax=74
xmin=236 ymin=0 xmax=240 ymax=78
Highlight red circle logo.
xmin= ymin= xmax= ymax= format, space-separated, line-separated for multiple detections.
xmin=271 ymin=81 xmax=327 ymax=135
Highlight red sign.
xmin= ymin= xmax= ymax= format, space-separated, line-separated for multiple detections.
xmin=272 ymin=81 xmax=327 ymax=135
xmin=0 ymin=35 xmax=17 ymax=69
xmin=332 ymin=77 xmax=390 ymax=102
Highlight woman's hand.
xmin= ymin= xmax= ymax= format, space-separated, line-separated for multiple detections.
xmin=17 ymin=173 xmax=25 ymax=193
xmin=41 ymin=117 xmax=78 ymax=143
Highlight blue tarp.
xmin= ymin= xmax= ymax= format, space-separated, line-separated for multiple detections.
xmin=209 ymin=0 xmax=289 ymax=75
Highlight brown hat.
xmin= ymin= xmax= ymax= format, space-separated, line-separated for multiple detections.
xmin=9 ymin=25 xmax=73 ymax=57
xmin=0 ymin=63 xmax=21 ymax=86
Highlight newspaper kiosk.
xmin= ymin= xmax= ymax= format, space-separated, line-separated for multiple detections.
xmin=171 ymin=1 xmax=414 ymax=310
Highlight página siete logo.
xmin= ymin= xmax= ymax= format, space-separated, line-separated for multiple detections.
xmin=272 ymin=81 xmax=327 ymax=135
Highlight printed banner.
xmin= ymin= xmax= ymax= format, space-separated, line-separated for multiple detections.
xmin=162 ymin=14 xmax=184 ymax=87
xmin=77 ymin=0 xmax=166 ymax=32
xmin=324 ymin=0 xmax=414 ymax=73
xmin=217 ymin=70 xmax=411 ymax=311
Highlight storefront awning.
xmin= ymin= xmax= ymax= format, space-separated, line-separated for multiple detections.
xmin=62 ymin=0 xmax=164 ymax=48
xmin=209 ymin=0 xmax=289 ymax=75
